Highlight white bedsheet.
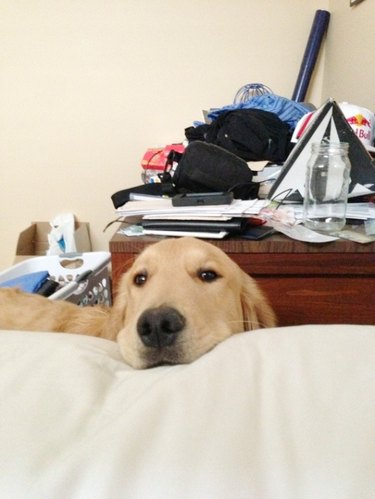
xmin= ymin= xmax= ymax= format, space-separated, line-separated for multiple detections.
xmin=0 ymin=325 xmax=374 ymax=499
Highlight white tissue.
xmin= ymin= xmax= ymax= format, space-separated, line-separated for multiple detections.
xmin=47 ymin=213 xmax=77 ymax=255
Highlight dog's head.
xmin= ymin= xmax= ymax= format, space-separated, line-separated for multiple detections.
xmin=109 ymin=237 xmax=276 ymax=368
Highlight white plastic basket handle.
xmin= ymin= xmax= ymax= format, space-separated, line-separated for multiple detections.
xmin=57 ymin=252 xmax=110 ymax=275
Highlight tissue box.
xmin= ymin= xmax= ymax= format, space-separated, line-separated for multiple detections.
xmin=15 ymin=221 xmax=92 ymax=263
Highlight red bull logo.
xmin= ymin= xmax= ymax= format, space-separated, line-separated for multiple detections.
xmin=339 ymin=102 xmax=375 ymax=150
xmin=346 ymin=113 xmax=372 ymax=141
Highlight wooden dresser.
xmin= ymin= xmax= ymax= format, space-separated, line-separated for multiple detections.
xmin=109 ymin=228 xmax=375 ymax=327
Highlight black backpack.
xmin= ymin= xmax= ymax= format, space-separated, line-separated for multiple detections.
xmin=186 ymin=109 xmax=291 ymax=162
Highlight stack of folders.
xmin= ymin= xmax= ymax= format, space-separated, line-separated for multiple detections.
xmin=115 ymin=198 xmax=269 ymax=239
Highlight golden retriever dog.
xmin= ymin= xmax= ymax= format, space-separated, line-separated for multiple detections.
xmin=0 ymin=237 xmax=276 ymax=368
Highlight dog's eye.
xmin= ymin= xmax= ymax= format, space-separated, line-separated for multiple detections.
xmin=134 ymin=272 xmax=148 ymax=286
xmin=198 ymin=270 xmax=219 ymax=282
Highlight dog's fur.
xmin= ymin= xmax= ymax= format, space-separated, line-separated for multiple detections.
xmin=0 ymin=237 xmax=276 ymax=368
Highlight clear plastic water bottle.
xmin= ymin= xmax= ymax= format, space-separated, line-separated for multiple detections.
xmin=303 ymin=142 xmax=351 ymax=232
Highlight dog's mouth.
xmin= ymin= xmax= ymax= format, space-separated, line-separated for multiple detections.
xmin=141 ymin=347 xmax=186 ymax=369
xmin=146 ymin=360 xmax=180 ymax=369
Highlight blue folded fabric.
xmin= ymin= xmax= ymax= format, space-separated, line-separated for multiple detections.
xmin=0 ymin=271 xmax=50 ymax=294
xmin=208 ymin=94 xmax=312 ymax=129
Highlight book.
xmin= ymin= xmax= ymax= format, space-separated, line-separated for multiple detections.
xmin=141 ymin=218 xmax=246 ymax=233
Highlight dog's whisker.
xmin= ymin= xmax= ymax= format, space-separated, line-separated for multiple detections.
xmin=228 ymin=318 xmax=273 ymax=330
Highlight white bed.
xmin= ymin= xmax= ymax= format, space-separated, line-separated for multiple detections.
xmin=0 ymin=324 xmax=374 ymax=499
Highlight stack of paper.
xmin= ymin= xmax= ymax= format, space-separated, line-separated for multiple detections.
xmin=116 ymin=198 xmax=269 ymax=238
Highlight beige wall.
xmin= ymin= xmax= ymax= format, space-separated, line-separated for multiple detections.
xmin=2 ymin=0 xmax=366 ymax=270
xmin=322 ymin=0 xmax=375 ymax=109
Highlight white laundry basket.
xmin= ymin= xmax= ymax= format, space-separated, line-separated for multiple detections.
xmin=0 ymin=252 xmax=112 ymax=306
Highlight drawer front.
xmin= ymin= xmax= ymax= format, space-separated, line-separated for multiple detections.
xmin=258 ymin=276 xmax=375 ymax=326
xmin=110 ymin=249 xmax=375 ymax=327
xmin=229 ymin=252 xmax=375 ymax=276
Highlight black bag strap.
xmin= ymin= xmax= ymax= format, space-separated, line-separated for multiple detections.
xmin=111 ymin=149 xmax=182 ymax=209
xmin=111 ymin=182 xmax=175 ymax=209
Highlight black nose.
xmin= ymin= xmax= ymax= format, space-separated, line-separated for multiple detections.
xmin=137 ymin=306 xmax=186 ymax=348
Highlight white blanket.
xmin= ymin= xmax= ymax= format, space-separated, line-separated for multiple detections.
xmin=0 ymin=325 xmax=374 ymax=499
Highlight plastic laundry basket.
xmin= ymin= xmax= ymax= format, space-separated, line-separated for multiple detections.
xmin=0 ymin=252 xmax=112 ymax=306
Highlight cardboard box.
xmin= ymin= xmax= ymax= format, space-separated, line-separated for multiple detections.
xmin=15 ymin=221 xmax=92 ymax=262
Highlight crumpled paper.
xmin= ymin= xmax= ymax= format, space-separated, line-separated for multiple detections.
xmin=47 ymin=213 xmax=77 ymax=255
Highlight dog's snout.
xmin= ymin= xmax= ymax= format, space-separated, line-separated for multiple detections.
xmin=137 ymin=306 xmax=186 ymax=348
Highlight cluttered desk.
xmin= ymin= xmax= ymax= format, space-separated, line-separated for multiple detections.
xmin=110 ymin=225 xmax=375 ymax=327
xmin=109 ymin=93 xmax=375 ymax=328
xmin=108 ymin=26 xmax=375 ymax=326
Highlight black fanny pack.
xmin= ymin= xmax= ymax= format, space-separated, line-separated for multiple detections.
xmin=111 ymin=141 xmax=258 ymax=209
xmin=171 ymin=141 xmax=258 ymax=199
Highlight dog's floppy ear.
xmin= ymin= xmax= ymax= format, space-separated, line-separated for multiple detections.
xmin=240 ymin=270 xmax=277 ymax=330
